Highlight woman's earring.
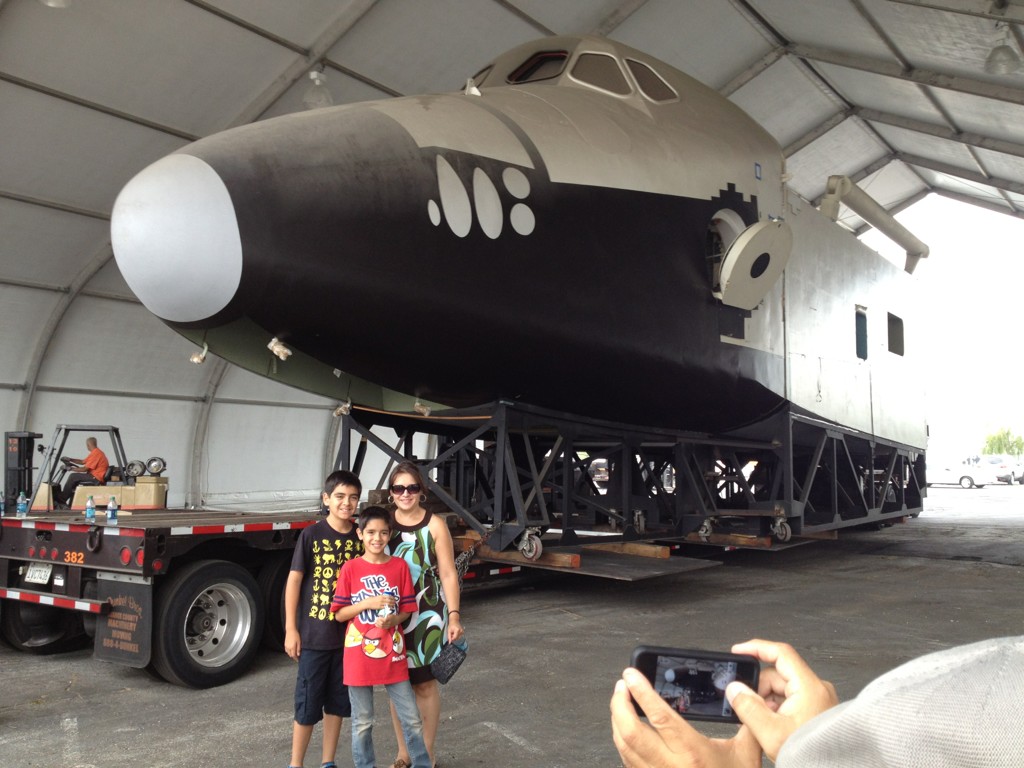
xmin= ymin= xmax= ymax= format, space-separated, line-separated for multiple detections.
xmin=388 ymin=494 xmax=394 ymax=504
xmin=420 ymin=493 xmax=427 ymax=503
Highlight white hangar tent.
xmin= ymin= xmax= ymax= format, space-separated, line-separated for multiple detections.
xmin=2 ymin=0 xmax=1023 ymax=508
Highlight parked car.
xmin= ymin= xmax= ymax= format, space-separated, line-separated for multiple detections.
xmin=984 ymin=454 xmax=1024 ymax=485
xmin=927 ymin=457 xmax=997 ymax=489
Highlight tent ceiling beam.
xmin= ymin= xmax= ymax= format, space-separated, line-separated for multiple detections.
xmin=221 ymin=0 xmax=382 ymax=127
xmin=896 ymin=151 xmax=1024 ymax=195
xmin=787 ymin=43 xmax=1024 ymax=105
xmin=592 ymin=0 xmax=653 ymax=36
xmin=856 ymin=107 xmax=1024 ymax=159
xmin=16 ymin=245 xmax=113 ymax=430
xmin=933 ymin=186 xmax=1024 ymax=217
xmin=0 ymin=72 xmax=198 ymax=142
xmin=0 ymin=189 xmax=110 ymax=221
xmin=886 ymin=0 xmax=1024 ymax=25
xmin=783 ymin=110 xmax=854 ymax=157
xmin=188 ymin=357 xmax=229 ymax=509
xmin=493 ymin=0 xmax=555 ymax=36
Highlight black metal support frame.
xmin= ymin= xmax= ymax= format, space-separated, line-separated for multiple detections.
xmin=334 ymin=401 xmax=925 ymax=554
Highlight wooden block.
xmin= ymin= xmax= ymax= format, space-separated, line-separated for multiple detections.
xmin=582 ymin=542 xmax=672 ymax=559
xmin=684 ymin=532 xmax=774 ymax=548
xmin=477 ymin=543 xmax=581 ymax=569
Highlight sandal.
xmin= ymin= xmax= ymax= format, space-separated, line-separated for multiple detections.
xmin=391 ymin=761 xmax=411 ymax=768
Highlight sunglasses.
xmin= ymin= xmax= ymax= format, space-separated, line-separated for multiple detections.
xmin=390 ymin=483 xmax=422 ymax=495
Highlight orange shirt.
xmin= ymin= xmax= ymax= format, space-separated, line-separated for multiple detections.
xmin=83 ymin=447 xmax=109 ymax=483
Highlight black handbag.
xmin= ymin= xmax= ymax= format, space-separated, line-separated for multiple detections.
xmin=430 ymin=639 xmax=467 ymax=684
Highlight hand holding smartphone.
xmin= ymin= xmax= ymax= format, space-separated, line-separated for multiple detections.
xmin=630 ymin=645 xmax=760 ymax=723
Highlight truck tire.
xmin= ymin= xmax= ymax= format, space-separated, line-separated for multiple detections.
xmin=1 ymin=588 xmax=87 ymax=654
xmin=256 ymin=552 xmax=291 ymax=652
xmin=151 ymin=560 xmax=264 ymax=688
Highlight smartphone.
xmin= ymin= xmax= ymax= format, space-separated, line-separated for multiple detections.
xmin=629 ymin=645 xmax=759 ymax=723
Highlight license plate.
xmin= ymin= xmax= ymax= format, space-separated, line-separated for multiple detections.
xmin=24 ymin=563 xmax=53 ymax=585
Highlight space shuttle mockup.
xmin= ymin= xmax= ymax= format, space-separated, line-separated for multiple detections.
xmin=111 ymin=35 xmax=925 ymax=451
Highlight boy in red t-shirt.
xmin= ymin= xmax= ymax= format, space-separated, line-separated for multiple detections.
xmin=332 ymin=506 xmax=431 ymax=768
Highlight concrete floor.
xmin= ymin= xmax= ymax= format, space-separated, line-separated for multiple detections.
xmin=1 ymin=484 xmax=1022 ymax=768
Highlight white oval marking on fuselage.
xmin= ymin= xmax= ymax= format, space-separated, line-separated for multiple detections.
xmin=503 ymin=167 xmax=530 ymax=199
xmin=473 ymin=168 xmax=503 ymax=239
xmin=436 ymin=155 xmax=472 ymax=238
xmin=510 ymin=203 xmax=536 ymax=236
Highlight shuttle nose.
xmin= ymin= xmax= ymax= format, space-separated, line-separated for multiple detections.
xmin=111 ymin=154 xmax=242 ymax=323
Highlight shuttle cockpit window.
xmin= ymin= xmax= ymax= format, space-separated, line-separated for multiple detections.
xmin=507 ymin=50 xmax=568 ymax=84
xmin=569 ymin=53 xmax=632 ymax=95
xmin=626 ymin=59 xmax=678 ymax=102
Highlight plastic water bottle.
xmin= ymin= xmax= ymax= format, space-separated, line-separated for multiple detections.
xmin=16 ymin=491 xmax=28 ymax=518
xmin=85 ymin=495 xmax=96 ymax=522
xmin=0 ymin=491 xmax=5 ymax=517
xmin=106 ymin=496 xmax=118 ymax=524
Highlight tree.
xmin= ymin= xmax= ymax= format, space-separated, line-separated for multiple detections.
xmin=982 ymin=428 xmax=1024 ymax=457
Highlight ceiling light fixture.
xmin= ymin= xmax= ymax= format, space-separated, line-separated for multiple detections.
xmin=189 ymin=342 xmax=209 ymax=365
xmin=302 ymin=65 xmax=334 ymax=110
xmin=985 ymin=22 xmax=1022 ymax=75
xmin=38 ymin=0 xmax=73 ymax=7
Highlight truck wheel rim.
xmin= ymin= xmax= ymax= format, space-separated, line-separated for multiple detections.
xmin=182 ymin=582 xmax=252 ymax=668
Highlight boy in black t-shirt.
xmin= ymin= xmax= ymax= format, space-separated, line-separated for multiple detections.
xmin=284 ymin=470 xmax=363 ymax=768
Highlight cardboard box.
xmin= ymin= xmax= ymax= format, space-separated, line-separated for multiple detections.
xmin=30 ymin=483 xmax=55 ymax=511
xmin=72 ymin=485 xmax=133 ymax=510
xmin=133 ymin=476 xmax=168 ymax=508
xmin=71 ymin=476 xmax=168 ymax=510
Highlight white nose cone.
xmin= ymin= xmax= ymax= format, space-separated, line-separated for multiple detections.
xmin=111 ymin=154 xmax=242 ymax=323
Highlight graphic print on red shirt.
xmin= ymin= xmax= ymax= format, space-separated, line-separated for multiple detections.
xmin=332 ymin=556 xmax=417 ymax=687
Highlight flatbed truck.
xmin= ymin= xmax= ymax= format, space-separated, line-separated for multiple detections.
xmin=0 ymin=507 xmax=317 ymax=687
xmin=0 ymin=505 xmax=513 ymax=688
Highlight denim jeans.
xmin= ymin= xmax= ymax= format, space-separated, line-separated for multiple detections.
xmin=348 ymin=682 xmax=431 ymax=768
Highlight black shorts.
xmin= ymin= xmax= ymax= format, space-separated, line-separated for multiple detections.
xmin=294 ymin=647 xmax=350 ymax=724
xmin=408 ymin=663 xmax=436 ymax=685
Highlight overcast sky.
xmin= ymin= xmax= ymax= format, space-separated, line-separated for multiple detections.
xmin=858 ymin=195 xmax=1024 ymax=457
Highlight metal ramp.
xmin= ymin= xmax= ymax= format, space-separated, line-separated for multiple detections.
xmin=470 ymin=540 xmax=721 ymax=581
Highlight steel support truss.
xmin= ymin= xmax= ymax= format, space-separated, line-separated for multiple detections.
xmin=334 ymin=401 xmax=925 ymax=555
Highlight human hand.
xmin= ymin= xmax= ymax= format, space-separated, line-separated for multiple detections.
xmin=725 ymin=639 xmax=838 ymax=761
xmin=284 ymin=628 xmax=301 ymax=661
xmin=366 ymin=594 xmax=396 ymax=612
xmin=611 ymin=667 xmax=762 ymax=768
xmin=447 ymin=613 xmax=464 ymax=643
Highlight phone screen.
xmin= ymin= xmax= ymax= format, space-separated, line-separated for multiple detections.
xmin=630 ymin=646 xmax=759 ymax=723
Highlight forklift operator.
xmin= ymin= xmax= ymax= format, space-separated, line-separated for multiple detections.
xmin=56 ymin=437 xmax=109 ymax=508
